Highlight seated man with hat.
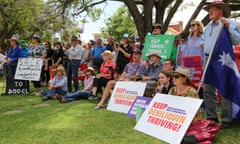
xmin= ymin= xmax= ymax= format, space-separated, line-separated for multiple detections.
xmin=140 ymin=52 xmax=163 ymax=96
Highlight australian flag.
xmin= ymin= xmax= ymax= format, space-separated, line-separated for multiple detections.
xmin=204 ymin=26 xmax=240 ymax=116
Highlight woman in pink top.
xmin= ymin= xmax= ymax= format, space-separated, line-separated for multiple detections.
xmin=88 ymin=50 xmax=116 ymax=100
xmin=59 ymin=67 xmax=95 ymax=103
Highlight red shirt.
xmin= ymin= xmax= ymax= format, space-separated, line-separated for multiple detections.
xmin=100 ymin=60 xmax=117 ymax=79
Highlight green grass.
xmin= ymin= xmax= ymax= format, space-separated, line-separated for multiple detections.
xmin=0 ymin=88 xmax=240 ymax=143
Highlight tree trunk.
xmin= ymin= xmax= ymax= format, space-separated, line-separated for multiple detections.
xmin=143 ymin=0 xmax=154 ymax=35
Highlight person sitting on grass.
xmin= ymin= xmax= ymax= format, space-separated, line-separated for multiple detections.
xmin=94 ymin=50 xmax=145 ymax=110
xmin=88 ymin=50 xmax=117 ymax=100
xmin=41 ymin=65 xmax=67 ymax=101
xmin=58 ymin=67 xmax=95 ymax=103
xmin=155 ymin=70 xmax=174 ymax=94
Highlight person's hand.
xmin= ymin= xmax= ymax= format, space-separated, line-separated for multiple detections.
xmin=7 ymin=58 xmax=12 ymax=64
xmin=96 ymin=74 xmax=103 ymax=78
xmin=220 ymin=17 xmax=230 ymax=28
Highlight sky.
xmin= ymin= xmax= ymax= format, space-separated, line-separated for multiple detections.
xmin=80 ymin=0 xmax=208 ymax=42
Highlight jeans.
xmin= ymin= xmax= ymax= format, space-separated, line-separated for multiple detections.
xmin=64 ymin=90 xmax=91 ymax=102
xmin=67 ymin=60 xmax=81 ymax=92
xmin=41 ymin=87 xmax=67 ymax=98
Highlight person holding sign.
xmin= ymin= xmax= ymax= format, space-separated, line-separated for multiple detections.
xmin=59 ymin=67 xmax=95 ymax=103
xmin=28 ymin=35 xmax=46 ymax=96
xmin=41 ymin=66 xmax=67 ymax=101
xmin=94 ymin=50 xmax=145 ymax=110
xmin=6 ymin=36 xmax=22 ymax=76
xmin=88 ymin=50 xmax=116 ymax=100
xmin=152 ymin=23 xmax=162 ymax=35
xmin=203 ymin=1 xmax=240 ymax=129
xmin=182 ymin=20 xmax=205 ymax=64
xmin=140 ymin=52 xmax=163 ymax=96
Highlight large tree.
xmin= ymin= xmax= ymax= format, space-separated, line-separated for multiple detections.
xmin=101 ymin=6 xmax=136 ymax=42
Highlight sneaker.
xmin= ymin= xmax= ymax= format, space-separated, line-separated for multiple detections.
xmin=88 ymin=95 xmax=98 ymax=100
xmin=52 ymin=94 xmax=58 ymax=100
xmin=41 ymin=96 xmax=48 ymax=101
xmin=60 ymin=96 xmax=67 ymax=103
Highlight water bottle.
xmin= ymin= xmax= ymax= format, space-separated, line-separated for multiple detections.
xmin=136 ymin=107 xmax=143 ymax=122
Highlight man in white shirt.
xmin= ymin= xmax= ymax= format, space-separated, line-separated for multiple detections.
xmin=67 ymin=36 xmax=85 ymax=92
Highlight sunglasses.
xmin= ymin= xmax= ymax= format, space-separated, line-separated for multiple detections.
xmin=190 ymin=24 xmax=198 ymax=27
xmin=173 ymin=74 xmax=183 ymax=79
xmin=56 ymin=70 xmax=62 ymax=72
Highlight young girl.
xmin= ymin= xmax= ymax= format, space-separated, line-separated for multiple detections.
xmin=41 ymin=65 xmax=67 ymax=101
xmin=59 ymin=67 xmax=95 ymax=103
xmin=155 ymin=70 xmax=174 ymax=94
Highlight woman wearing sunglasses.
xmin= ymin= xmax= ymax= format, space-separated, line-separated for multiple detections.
xmin=182 ymin=20 xmax=205 ymax=64
xmin=168 ymin=66 xmax=198 ymax=98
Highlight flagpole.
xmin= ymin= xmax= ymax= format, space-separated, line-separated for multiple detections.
xmin=197 ymin=23 xmax=224 ymax=93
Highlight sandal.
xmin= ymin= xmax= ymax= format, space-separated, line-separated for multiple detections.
xmin=94 ymin=105 xmax=105 ymax=110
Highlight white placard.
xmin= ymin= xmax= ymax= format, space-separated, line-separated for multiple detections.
xmin=135 ymin=93 xmax=203 ymax=144
xmin=14 ymin=58 xmax=43 ymax=81
xmin=107 ymin=81 xmax=146 ymax=113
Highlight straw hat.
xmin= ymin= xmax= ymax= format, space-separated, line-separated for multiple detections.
xmin=174 ymin=66 xmax=192 ymax=84
xmin=10 ymin=36 xmax=18 ymax=42
xmin=85 ymin=67 xmax=95 ymax=75
xmin=147 ymin=51 xmax=161 ymax=59
xmin=204 ymin=1 xmax=230 ymax=18
xmin=101 ymin=50 xmax=114 ymax=59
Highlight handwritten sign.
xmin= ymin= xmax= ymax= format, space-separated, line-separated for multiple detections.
xmin=14 ymin=58 xmax=43 ymax=81
xmin=176 ymin=44 xmax=186 ymax=66
xmin=142 ymin=35 xmax=175 ymax=61
xmin=107 ymin=82 xmax=146 ymax=113
xmin=6 ymin=77 xmax=29 ymax=95
xmin=183 ymin=56 xmax=203 ymax=87
xmin=135 ymin=94 xmax=202 ymax=144
xmin=127 ymin=96 xmax=152 ymax=118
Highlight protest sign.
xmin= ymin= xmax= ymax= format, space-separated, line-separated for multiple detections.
xmin=127 ymin=96 xmax=152 ymax=118
xmin=78 ymin=64 xmax=88 ymax=80
xmin=107 ymin=82 xmax=146 ymax=113
xmin=6 ymin=78 xmax=29 ymax=95
xmin=176 ymin=44 xmax=186 ymax=66
xmin=135 ymin=94 xmax=202 ymax=144
xmin=142 ymin=35 xmax=175 ymax=61
xmin=14 ymin=58 xmax=43 ymax=81
xmin=183 ymin=56 xmax=203 ymax=87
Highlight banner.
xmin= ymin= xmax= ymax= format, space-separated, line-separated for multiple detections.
xmin=14 ymin=58 xmax=43 ymax=81
xmin=135 ymin=94 xmax=202 ymax=144
xmin=183 ymin=56 xmax=203 ymax=87
xmin=176 ymin=44 xmax=186 ymax=66
xmin=127 ymin=96 xmax=152 ymax=118
xmin=107 ymin=82 xmax=146 ymax=113
xmin=142 ymin=35 xmax=175 ymax=61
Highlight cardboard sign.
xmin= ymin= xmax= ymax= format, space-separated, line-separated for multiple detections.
xmin=107 ymin=82 xmax=146 ymax=113
xmin=176 ymin=44 xmax=186 ymax=66
xmin=183 ymin=56 xmax=203 ymax=87
xmin=135 ymin=94 xmax=203 ymax=144
xmin=6 ymin=77 xmax=29 ymax=95
xmin=142 ymin=35 xmax=175 ymax=61
xmin=77 ymin=64 xmax=88 ymax=80
xmin=127 ymin=96 xmax=152 ymax=118
xmin=14 ymin=58 xmax=43 ymax=81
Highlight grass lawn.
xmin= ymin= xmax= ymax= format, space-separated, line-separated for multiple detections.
xmin=0 ymin=86 xmax=240 ymax=143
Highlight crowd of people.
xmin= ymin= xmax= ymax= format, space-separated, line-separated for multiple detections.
xmin=2 ymin=1 xmax=240 ymax=133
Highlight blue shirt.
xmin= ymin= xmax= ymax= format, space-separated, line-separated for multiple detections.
xmin=7 ymin=46 xmax=22 ymax=63
xmin=92 ymin=46 xmax=106 ymax=61
xmin=52 ymin=76 xmax=68 ymax=91
xmin=203 ymin=20 xmax=240 ymax=54
xmin=141 ymin=62 xmax=163 ymax=80
xmin=21 ymin=47 xmax=29 ymax=58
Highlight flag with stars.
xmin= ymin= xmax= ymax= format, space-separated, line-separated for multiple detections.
xmin=204 ymin=26 xmax=240 ymax=109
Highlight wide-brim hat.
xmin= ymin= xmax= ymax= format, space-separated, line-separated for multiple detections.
xmin=204 ymin=1 xmax=230 ymax=18
xmin=19 ymin=40 xmax=28 ymax=46
xmin=174 ymin=66 xmax=192 ymax=84
xmin=10 ymin=36 xmax=18 ymax=42
xmin=101 ymin=50 xmax=114 ymax=59
xmin=85 ymin=67 xmax=95 ymax=75
xmin=147 ymin=52 xmax=161 ymax=59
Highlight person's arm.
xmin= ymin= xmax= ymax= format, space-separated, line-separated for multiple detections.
xmin=54 ymin=77 xmax=67 ymax=88
xmin=221 ymin=18 xmax=240 ymax=45
xmin=11 ymin=48 xmax=22 ymax=63
xmin=81 ymin=48 xmax=86 ymax=64
xmin=119 ymin=47 xmax=131 ymax=58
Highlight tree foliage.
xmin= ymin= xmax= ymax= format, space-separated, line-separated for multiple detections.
xmin=101 ymin=6 xmax=136 ymax=42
